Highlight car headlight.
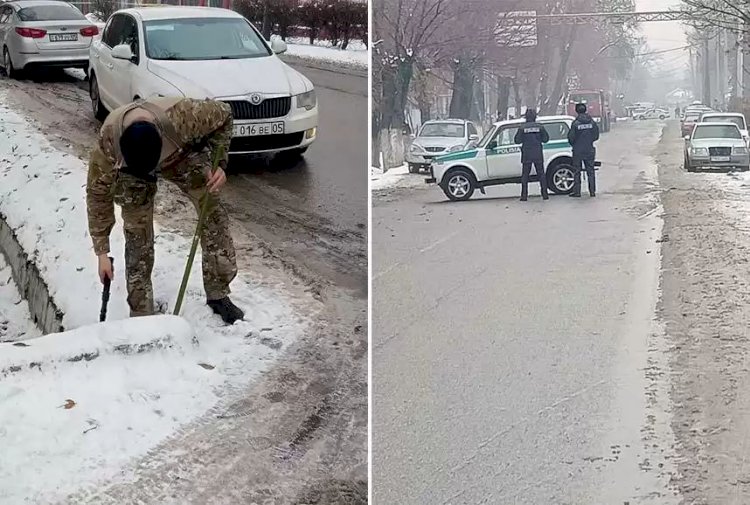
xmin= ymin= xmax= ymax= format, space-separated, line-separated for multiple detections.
xmin=448 ymin=145 xmax=463 ymax=152
xmin=296 ymin=89 xmax=316 ymax=110
xmin=734 ymin=146 xmax=748 ymax=154
xmin=692 ymin=147 xmax=708 ymax=156
xmin=410 ymin=144 xmax=424 ymax=153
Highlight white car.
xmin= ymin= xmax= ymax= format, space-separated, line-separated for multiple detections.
xmin=0 ymin=0 xmax=98 ymax=77
xmin=425 ymin=115 xmax=600 ymax=201
xmin=700 ymin=112 xmax=749 ymax=146
xmin=406 ymin=119 xmax=480 ymax=173
xmin=88 ymin=6 xmax=318 ymax=157
xmin=636 ymin=108 xmax=669 ymax=120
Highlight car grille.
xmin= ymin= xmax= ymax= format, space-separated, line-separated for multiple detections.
xmin=425 ymin=147 xmax=444 ymax=153
xmin=223 ymin=98 xmax=292 ymax=120
xmin=229 ymin=132 xmax=304 ymax=152
xmin=709 ymin=147 xmax=731 ymax=156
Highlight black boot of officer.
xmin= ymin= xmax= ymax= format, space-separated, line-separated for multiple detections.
xmin=568 ymin=103 xmax=600 ymax=197
xmin=515 ymin=108 xmax=550 ymax=201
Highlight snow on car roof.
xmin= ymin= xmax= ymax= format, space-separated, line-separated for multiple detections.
xmin=424 ymin=119 xmax=468 ymax=124
xmin=493 ymin=115 xmax=574 ymax=127
xmin=701 ymin=112 xmax=744 ymax=117
xmin=694 ymin=122 xmax=741 ymax=128
xmin=122 ymin=6 xmax=242 ymax=21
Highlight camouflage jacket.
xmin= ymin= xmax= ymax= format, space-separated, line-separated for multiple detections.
xmin=86 ymin=97 xmax=233 ymax=255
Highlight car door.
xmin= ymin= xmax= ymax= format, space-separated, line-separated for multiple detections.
xmin=486 ymin=125 xmax=522 ymax=179
xmin=109 ymin=14 xmax=140 ymax=105
xmin=93 ymin=14 xmax=124 ymax=109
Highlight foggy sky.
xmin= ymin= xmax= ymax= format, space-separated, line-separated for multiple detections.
xmin=635 ymin=0 xmax=688 ymax=60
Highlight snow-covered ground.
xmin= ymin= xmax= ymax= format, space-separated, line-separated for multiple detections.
xmin=371 ymin=164 xmax=431 ymax=192
xmin=0 ymin=93 xmax=308 ymax=503
xmin=282 ymin=37 xmax=367 ymax=69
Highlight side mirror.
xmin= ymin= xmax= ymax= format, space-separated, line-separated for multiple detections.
xmin=487 ymin=140 xmax=497 ymax=150
xmin=270 ymin=37 xmax=287 ymax=54
xmin=683 ymin=135 xmax=690 ymax=140
xmin=469 ymin=133 xmax=479 ymax=141
xmin=111 ymin=43 xmax=135 ymax=62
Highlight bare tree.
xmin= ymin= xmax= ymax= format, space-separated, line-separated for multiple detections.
xmin=374 ymin=0 xmax=458 ymax=169
xmin=89 ymin=0 xmax=118 ymax=21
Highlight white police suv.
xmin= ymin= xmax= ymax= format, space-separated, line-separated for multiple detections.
xmin=425 ymin=115 xmax=599 ymax=201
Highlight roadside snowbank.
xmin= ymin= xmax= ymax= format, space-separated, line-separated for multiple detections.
xmin=371 ymin=164 xmax=416 ymax=191
xmin=0 ymin=255 xmax=40 ymax=343
xmin=284 ymin=37 xmax=367 ymax=69
xmin=0 ymin=93 xmax=307 ymax=502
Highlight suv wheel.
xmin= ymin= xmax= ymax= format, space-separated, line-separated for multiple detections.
xmin=408 ymin=163 xmax=420 ymax=174
xmin=90 ymin=73 xmax=108 ymax=121
xmin=441 ymin=168 xmax=475 ymax=201
xmin=547 ymin=163 xmax=576 ymax=194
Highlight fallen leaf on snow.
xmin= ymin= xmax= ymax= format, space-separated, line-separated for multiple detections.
xmin=61 ymin=399 xmax=76 ymax=409
xmin=198 ymin=363 xmax=215 ymax=370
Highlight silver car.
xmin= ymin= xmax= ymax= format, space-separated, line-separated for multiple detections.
xmin=406 ymin=119 xmax=480 ymax=173
xmin=684 ymin=122 xmax=750 ymax=172
xmin=0 ymin=0 xmax=98 ymax=78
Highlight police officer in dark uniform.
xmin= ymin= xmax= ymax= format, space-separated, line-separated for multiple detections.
xmin=568 ymin=103 xmax=600 ymax=197
xmin=514 ymin=108 xmax=550 ymax=201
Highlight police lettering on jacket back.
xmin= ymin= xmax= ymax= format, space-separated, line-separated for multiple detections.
xmin=568 ymin=113 xmax=600 ymax=156
xmin=514 ymin=121 xmax=549 ymax=162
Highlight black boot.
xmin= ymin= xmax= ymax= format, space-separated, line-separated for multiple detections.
xmin=207 ymin=297 xmax=245 ymax=324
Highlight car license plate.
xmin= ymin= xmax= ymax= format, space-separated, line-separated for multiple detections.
xmin=233 ymin=122 xmax=284 ymax=137
xmin=711 ymin=156 xmax=730 ymax=162
xmin=49 ymin=33 xmax=78 ymax=42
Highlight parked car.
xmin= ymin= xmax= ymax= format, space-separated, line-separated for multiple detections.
xmin=700 ymin=112 xmax=749 ymax=145
xmin=636 ymin=108 xmax=669 ymax=120
xmin=684 ymin=122 xmax=749 ymax=172
xmin=406 ymin=119 xmax=480 ymax=174
xmin=0 ymin=0 xmax=98 ymax=77
xmin=681 ymin=111 xmax=703 ymax=138
xmin=88 ymin=6 xmax=318 ymax=157
xmin=425 ymin=115 xmax=600 ymax=201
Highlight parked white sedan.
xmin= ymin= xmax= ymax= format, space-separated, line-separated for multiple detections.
xmin=88 ymin=6 xmax=318 ymax=157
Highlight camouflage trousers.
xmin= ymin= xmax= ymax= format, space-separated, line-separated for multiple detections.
xmin=113 ymin=151 xmax=238 ymax=317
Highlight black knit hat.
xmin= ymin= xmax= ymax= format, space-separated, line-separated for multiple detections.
xmin=575 ymin=103 xmax=587 ymax=114
xmin=525 ymin=108 xmax=537 ymax=122
xmin=120 ymin=121 xmax=162 ymax=180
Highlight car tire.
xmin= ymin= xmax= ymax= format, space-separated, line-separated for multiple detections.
xmin=441 ymin=168 xmax=475 ymax=201
xmin=3 ymin=47 xmax=20 ymax=79
xmin=547 ymin=162 xmax=576 ymax=195
xmin=685 ymin=158 xmax=695 ymax=172
xmin=90 ymin=73 xmax=108 ymax=121
xmin=408 ymin=163 xmax=420 ymax=174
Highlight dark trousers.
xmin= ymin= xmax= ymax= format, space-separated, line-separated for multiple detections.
xmin=521 ymin=159 xmax=548 ymax=199
xmin=572 ymin=153 xmax=596 ymax=196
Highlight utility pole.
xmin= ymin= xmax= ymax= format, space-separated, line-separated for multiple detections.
xmin=718 ymin=30 xmax=726 ymax=107
xmin=703 ymin=37 xmax=711 ymax=105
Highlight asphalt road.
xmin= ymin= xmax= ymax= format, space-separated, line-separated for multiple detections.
xmin=372 ymin=121 xmax=678 ymax=504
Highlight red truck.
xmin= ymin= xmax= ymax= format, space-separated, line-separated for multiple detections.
xmin=566 ymin=89 xmax=612 ymax=133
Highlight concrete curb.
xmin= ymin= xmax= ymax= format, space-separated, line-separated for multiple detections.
xmin=279 ymin=54 xmax=367 ymax=78
xmin=0 ymin=315 xmax=194 ymax=377
xmin=0 ymin=211 xmax=64 ymax=334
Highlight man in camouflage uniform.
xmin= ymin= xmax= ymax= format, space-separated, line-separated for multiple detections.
xmin=86 ymin=97 xmax=244 ymax=324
